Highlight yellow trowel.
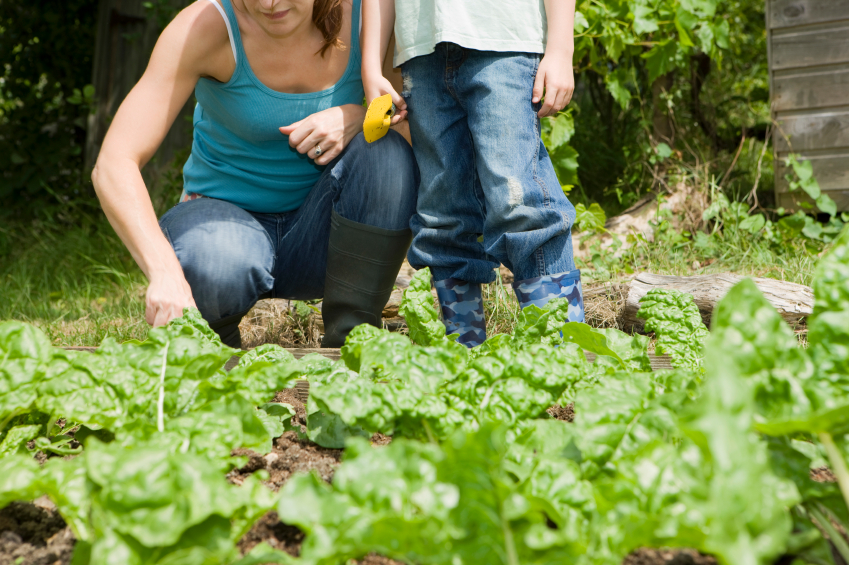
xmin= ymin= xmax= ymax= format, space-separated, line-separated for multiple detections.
xmin=363 ymin=94 xmax=396 ymax=143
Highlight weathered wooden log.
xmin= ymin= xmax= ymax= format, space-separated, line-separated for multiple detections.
xmin=619 ymin=272 xmax=814 ymax=332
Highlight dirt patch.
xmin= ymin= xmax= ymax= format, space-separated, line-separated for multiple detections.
xmin=272 ymin=389 xmax=307 ymax=426
xmin=238 ymin=511 xmax=305 ymax=557
xmin=354 ymin=554 xmax=405 ymax=565
xmin=811 ymin=466 xmax=838 ymax=483
xmin=370 ymin=433 xmax=393 ymax=446
xmin=624 ymin=548 xmax=717 ymax=565
xmin=0 ymin=501 xmax=74 ymax=565
xmin=547 ymin=403 xmax=575 ymax=422
xmin=228 ymin=431 xmax=343 ymax=490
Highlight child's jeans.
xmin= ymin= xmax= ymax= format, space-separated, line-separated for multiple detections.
xmin=402 ymin=42 xmax=577 ymax=284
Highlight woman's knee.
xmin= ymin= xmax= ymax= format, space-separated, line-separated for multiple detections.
xmin=160 ymin=199 xmax=274 ymax=319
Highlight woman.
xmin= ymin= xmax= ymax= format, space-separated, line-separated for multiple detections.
xmin=91 ymin=0 xmax=418 ymax=348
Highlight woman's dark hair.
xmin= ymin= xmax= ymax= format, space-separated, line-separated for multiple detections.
xmin=313 ymin=0 xmax=345 ymax=57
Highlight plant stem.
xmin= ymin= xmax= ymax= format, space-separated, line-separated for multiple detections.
xmin=819 ymin=432 xmax=849 ymax=510
xmin=501 ymin=511 xmax=519 ymax=565
xmin=157 ymin=342 xmax=170 ymax=433
xmin=809 ymin=505 xmax=849 ymax=564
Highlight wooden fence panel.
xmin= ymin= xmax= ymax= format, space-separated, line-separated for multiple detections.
xmin=770 ymin=22 xmax=849 ymax=70
xmin=773 ymin=107 xmax=849 ymax=152
xmin=773 ymin=63 xmax=849 ymax=112
xmin=768 ymin=0 xmax=849 ymax=210
xmin=769 ymin=0 xmax=849 ymax=29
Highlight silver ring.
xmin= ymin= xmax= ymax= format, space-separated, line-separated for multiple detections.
xmin=314 ymin=144 xmax=323 ymax=157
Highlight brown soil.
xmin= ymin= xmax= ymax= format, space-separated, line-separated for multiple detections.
xmin=370 ymin=433 xmax=393 ymax=446
xmin=354 ymin=554 xmax=405 ymax=565
xmin=811 ymin=466 xmax=838 ymax=483
xmin=624 ymin=548 xmax=717 ymax=565
xmin=272 ymin=388 xmax=307 ymax=426
xmin=0 ymin=501 xmax=74 ymax=565
xmin=547 ymin=403 xmax=575 ymax=422
xmin=229 ymin=431 xmax=343 ymax=490
xmin=237 ymin=511 xmax=305 ymax=557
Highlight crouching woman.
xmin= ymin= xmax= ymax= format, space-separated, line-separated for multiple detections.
xmin=91 ymin=0 xmax=417 ymax=347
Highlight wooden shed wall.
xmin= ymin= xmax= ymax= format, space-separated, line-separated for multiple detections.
xmin=768 ymin=0 xmax=849 ymax=210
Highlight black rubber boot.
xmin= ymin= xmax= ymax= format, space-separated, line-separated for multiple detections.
xmin=208 ymin=310 xmax=248 ymax=349
xmin=321 ymin=211 xmax=412 ymax=347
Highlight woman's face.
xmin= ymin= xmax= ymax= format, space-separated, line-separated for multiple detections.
xmin=240 ymin=0 xmax=315 ymax=38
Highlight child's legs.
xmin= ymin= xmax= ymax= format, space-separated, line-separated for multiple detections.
xmin=457 ymin=50 xmax=577 ymax=282
xmin=402 ymin=44 xmax=500 ymax=284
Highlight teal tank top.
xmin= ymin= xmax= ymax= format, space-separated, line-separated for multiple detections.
xmin=182 ymin=0 xmax=363 ymax=213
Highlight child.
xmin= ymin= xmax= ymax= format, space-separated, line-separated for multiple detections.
xmin=362 ymin=0 xmax=583 ymax=347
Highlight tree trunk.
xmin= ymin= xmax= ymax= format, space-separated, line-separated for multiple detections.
xmin=619 ymin=272 xmax=814 ymax=332
xmin=85 ymin=0 xmax=193 ymax=176
xmin=651 ymin=72 xmax=675 ymax=144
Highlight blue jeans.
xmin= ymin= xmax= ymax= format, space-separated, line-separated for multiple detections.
xmin=402 ymin=43 xmax=577 ymax=284
xmin=158 ymin=131 xmax=418 ymax=324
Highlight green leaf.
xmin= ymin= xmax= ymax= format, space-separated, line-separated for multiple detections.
xmin=559 ymin=322 xmax=625 ymax=368
xmin=605 ymin=70 xmax=631 ymax=109
xmin=637 ymin=289 xmax=709 ymax=372
xmin=816 ymin=193 xmax=837 ymax=217
xmin=642 ymin=40 xmax=679 ymax=84
xmin=0 ymin=424 xmax=41 ymax=456
xmin=550 ymin=144 xmax=580 ymax=186
xmin=574 ymin=203 xmax=607 ymax=233
xmin=632 ymin=5 xmax=659 ymax=35
xmin=739 ymin=213 xmax=766 ymax=234
xmin=399 ymin=268 xmax=449 ymax=347
xmin=549 ymin=112 xmax=576 ymax=149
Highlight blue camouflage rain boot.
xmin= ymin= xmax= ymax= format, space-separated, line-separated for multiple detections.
xmin=512 ymin=269 xmax=585 ymax=322
xmin=433 ymin=278 xmax=487 ymax=347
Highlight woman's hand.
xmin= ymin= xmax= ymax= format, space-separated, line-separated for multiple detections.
xmin=279 ymin=104 xmax=367 ymax=165
xmin=532 ymin=51 xmax=575 ymax=118
xmin=145 ymin=270 xmax=197 ymax=327
xmin=364 ymin=73 xmax=407 ymax=125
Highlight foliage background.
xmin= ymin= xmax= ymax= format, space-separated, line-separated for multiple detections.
xmin=0 ymin=0 xmax=98 ymax=211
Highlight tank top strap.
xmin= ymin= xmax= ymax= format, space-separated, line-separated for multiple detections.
xmin=350 ymin=0 xmax=362 ymax=57
xmin=210 ymin=0 xmax=247 ymax=69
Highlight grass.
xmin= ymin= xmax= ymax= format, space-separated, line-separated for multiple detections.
xmin=0 ymin=202 xmax=149 ymax=346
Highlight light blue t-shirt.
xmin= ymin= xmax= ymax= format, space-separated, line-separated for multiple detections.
xmin=183 ymin=0 xmax=364 ymax=213
xmin=393 ymin=0 xmax=548 ymax=67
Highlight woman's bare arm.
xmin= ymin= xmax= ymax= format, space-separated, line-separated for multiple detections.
xmin=91 ymin=1 xmax=232 ymax=327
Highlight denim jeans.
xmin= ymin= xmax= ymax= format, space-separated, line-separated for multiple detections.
xmin=402 ymin=43 xmax=577 ymax=284
xmin=158 ymin=131 xmax=418 ymax=324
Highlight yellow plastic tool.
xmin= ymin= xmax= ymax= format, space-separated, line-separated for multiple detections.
xmin=363 ymin=94 xmax=396 ymax=143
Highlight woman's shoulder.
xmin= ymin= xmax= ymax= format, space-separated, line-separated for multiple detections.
xmin=152 ymin=1 xmax=235 ymax=81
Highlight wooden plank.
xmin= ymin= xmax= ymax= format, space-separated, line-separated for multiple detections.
xmin=775 ymin=148 xmax=849 ymax=193
xmin=619 ymin=272 xmax=813 ymax=332
xmin=769 ymin=0 xmax=849 ymax=29
xmin=773 ymin=63 xmax=849 ymax=112
xmin=777 ymin=189 xmax=849 ymax=212
xmin=771 ymin=23 xmax=849 ymax=70
xmin=774 ymin=107 xmax=849 ymax=152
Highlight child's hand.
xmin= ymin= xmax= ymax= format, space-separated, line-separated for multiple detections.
xmin=364 ymin=74 xmax=408 ymax=125
xmin=532 ymin=51 xmax=575 ymax=118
